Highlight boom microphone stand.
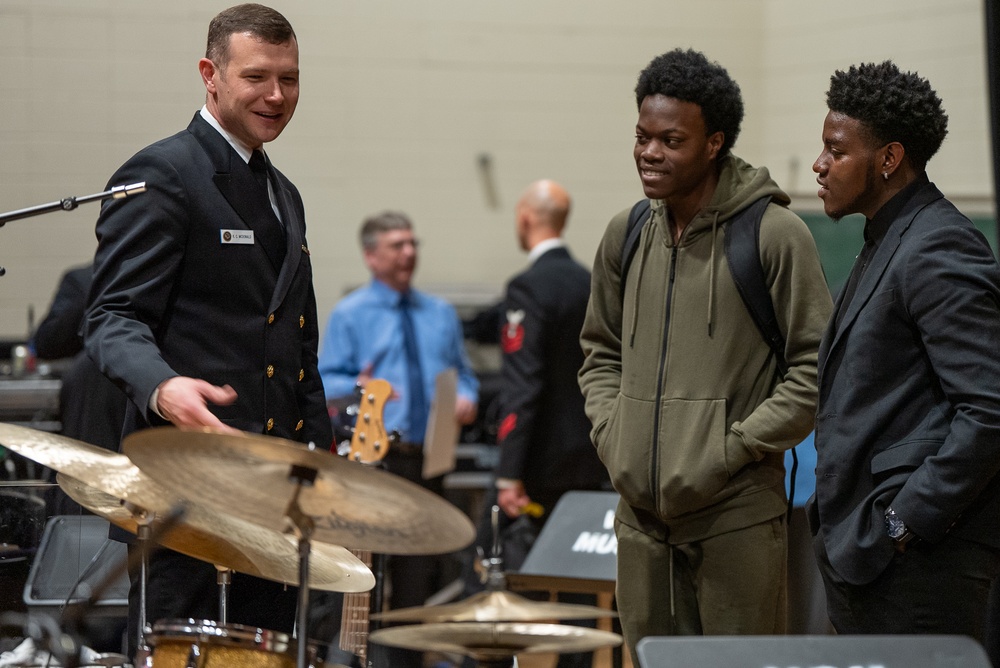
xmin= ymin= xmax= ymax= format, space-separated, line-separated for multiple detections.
xmin=0 ymin=182 xmax=146 ymax=275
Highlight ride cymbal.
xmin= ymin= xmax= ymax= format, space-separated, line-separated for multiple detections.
xmin=123 ymin=427 xmax=475 ymax=555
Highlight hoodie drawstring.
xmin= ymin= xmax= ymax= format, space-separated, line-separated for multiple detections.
xmin=707 ymin=211 xmax=720 ymax=338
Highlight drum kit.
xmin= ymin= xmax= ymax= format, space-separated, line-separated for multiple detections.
xmin=0 ymin=421 xmax=622 ymax=668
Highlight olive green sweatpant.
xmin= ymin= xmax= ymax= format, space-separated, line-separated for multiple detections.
xmin=615 ymin=515 xmax=787 ymax=666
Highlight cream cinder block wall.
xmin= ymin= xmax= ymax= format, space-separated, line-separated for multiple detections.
xmin=0 ymin=0 xmax=990 ymax=342
xmin=760 ymin=0 xmax=991 ymax=209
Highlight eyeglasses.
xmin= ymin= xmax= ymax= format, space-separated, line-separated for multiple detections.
xmin=383 ymin=238 xmax=419 ymax=252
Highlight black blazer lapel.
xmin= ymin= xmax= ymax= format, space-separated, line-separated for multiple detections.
xmin=268 ymin=173 xmax=303 ymax=313
xmin=822 ymin=183 xmax=945 ymax=366
xmin=188 ymin=115 xmax=286 ymax=273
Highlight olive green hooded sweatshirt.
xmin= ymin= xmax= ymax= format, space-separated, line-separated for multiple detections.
xmin=579 ymin=155 xmax=833 ymax=543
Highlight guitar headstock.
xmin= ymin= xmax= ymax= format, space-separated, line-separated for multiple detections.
xmin=348 ymin=379 xmax=393 ymax=464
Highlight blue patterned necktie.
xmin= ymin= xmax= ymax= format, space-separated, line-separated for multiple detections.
xmin=399 ymin=293 xmax=427 ymax=442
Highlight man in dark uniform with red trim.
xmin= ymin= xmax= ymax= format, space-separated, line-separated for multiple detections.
xmin=470 ymin=180 xmax=610 ymax=668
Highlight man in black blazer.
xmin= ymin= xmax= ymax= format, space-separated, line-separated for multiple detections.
xmin=809 ymin=61 xmax=1000 ymax=652
xmin=83 ymin=3 xmax=331 ymax=652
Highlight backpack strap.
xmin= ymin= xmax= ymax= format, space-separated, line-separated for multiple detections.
xmin=619 ymin=199 xmax=652 ymax=302
xmin=723 ymin=195 xmax=788 ymax=377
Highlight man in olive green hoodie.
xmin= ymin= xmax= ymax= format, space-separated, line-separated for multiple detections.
xmin=579 ymin=49 xmax=832 ymax=663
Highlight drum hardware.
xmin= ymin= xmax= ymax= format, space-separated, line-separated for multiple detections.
xmin=145 ymin=618 xmax=343 ymax=668
xmin=0 ymin=425 xmax=376 ymax=665
xmin=372 ymin=504 xmax=614 ymax=624
xmin=56 ymin=470 xmax=374 ymax=668
xmin=368 ymin=503 xmax=620 ymax=666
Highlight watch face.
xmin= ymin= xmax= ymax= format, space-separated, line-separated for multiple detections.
xmin=885 ymin=511 xmax=907 ymax=538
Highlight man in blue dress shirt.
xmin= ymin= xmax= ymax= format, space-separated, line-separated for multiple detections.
xmin=318 ymin=210 xmax=478 ymax=667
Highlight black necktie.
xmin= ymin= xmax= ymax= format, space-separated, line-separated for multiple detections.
xmin=249 ymin=150 xmax=269 ymax=192
xmin=399 ymin=293 xmax=427 ymax=443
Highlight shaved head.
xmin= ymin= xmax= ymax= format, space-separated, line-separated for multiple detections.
xmin=518 ymin=179 xmax=571 ymax=233
xmin=515 ymin=180 xmax=571 ymax=252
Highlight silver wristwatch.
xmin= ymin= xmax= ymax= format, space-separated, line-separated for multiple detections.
xmin=885 ymin=506 xmax=918 ymax=550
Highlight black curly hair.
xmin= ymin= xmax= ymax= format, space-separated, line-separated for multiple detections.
xmin=635 ymin=49 xmax=744 ymax=158
xmin=826 ymin=61 xmax=948 ymax=171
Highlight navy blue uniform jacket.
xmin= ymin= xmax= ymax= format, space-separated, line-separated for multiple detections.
xmin=84 ymin=113 xmax=331 ymax=448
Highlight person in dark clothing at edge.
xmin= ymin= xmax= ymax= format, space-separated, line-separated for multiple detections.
xmin=808 ymin=61 xmax=1000 ymax=664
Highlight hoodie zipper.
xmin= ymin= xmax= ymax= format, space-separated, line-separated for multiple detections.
xmin=649 ymin=243 xmax=678 ymax=506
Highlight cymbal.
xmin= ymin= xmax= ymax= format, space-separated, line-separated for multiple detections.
xmin=0 ymin=423 xmax=150 ymax=503
xmin=0 ymin=423 xmax=373 ymax=592
xmin=372 ymin=590 xmax=617 ymax=623
xmin=58 ymin=472 xmax=374 ymax=593
xmin=368 ymin=622 xmax=622 ymax=660
xmin=123 ymin=427 xmax=475 ymax=555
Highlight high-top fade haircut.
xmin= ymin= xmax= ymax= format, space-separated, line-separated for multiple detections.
xmin=206 ymin=3 xmax=296 ymax=71
xmin=826 ymin=61 xmax=948 ymax=172
xmin=635 ymin=48 xmax=744 ymax=159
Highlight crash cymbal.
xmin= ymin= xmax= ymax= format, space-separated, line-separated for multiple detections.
xmin=58 ymin=473 xmax=374 ymax=593
xmin=123 ymin=427 xmax=475 ymax=555
xmin=0 ymin=423 xmax=160 ymax=507
xmin=372 ymin=589 xmax=617 ymax=623
xmin=368 ymin=622 xmax=622 ymax=660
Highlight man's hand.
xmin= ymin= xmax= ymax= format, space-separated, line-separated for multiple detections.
xmin=498 ymin=481 xmax=531 ymax=518
xmin=455 ymin=397 xmax=478 ymax=425
xmin=156 ymin=376 xmax=240 ymax=434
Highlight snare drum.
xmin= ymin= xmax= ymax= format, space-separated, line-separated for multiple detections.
xmin=146 ymin=619 xmax=324 ymax=668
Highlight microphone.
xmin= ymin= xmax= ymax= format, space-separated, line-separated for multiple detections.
xmin=110 ymin=182 xmax=146 ymax=199
xmin=0 ymin=181 xmax=148 ymax=226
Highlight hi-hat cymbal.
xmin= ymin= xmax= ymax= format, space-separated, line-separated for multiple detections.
xmin=368 ymin=622 xmax=622 ymax=660
xmin=123 ymin=427 xmax=475 ymax=555
xmin=0 ymin=423 xmax=373 ymax=590
xmin=372 ymin=590 xmax=617 ymax=623
xmin=58 ymin=472 xmax=374 ymax=593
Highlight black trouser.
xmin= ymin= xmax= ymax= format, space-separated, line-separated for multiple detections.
xmin=814 ymin=531 xmax=1000 ymax=652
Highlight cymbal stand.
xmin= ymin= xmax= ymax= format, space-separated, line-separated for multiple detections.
xmin=65 ymin=500 xmax=185 ymax=668
xmin=215 ymin=567 xmax=232 ymax=624
xmin=125 ymin=502 xmax=155 ymax=660
xmin=284 ymin=463 xmax=318 ymax=668
xmin=481 ymin=506 xmax=518 ymax=668
xmin=478 ymin=505 xmax=507 ymax=592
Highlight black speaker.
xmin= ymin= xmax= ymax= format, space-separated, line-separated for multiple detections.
xmin=636 ymin=635 xmax=992 ymax=668
xmin=22 ymin=515 xmax=128 ymax=617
